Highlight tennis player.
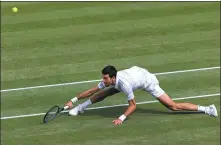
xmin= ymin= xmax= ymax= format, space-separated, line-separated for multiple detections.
xmin=65 ymin=65 xmax=218 ymax=125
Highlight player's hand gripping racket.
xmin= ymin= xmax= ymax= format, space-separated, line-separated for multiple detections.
xmin=43 ymin=105 xmax=69 ymax=123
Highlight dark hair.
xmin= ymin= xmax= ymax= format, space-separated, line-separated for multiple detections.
xmin=102 ymin=65 xmax=117 ymax=78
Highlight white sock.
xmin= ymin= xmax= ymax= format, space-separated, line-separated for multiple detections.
xmin=198 ymin=105 xmax=206 ymax=112
xmin=81 ymin=99 xmax=92 ymax=109
xmin=71 ymin=97 xmax=78 ymax=103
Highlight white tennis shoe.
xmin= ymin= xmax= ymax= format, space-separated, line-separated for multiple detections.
xmin=205 ymin=104 xmax=218 ymax=117
xmin=69 ymin=104 xmax=84 ymax=116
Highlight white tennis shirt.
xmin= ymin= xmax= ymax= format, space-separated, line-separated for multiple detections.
xmin=98 ymin=66 xmax=155 ymax=100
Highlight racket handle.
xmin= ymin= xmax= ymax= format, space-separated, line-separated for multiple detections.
xmin=64 ymin=106 xmax=69 ymax=110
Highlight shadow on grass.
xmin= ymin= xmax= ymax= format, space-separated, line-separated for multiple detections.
xmin=40 ymin=106 xmax=205 ymax=124
xmin=61 ymin=106 xmax=204 ymax=119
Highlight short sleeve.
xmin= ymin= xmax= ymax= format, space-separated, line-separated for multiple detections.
xmin=120 ymin=82 xmax=135 ymax=100
xmin=98 ymin=81 xmax=106 ymax=89
xmin=127 ymin=92 xmax=135 ymax=100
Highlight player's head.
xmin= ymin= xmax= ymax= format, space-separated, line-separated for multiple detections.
xmin=102 ymin=65 xmax=117 ymax=87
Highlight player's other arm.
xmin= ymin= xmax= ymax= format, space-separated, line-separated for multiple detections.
xmin=124 ymin=98 xmax=137 ymax=117
xmin=76 ymin=86 xmax=100 ymax=100
xmin=112 ymin=90 xmax=137 ymax=125
xmin=65 ymin=86 xmax=100 ymax=108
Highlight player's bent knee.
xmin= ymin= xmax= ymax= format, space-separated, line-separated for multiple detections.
xmin=90 ymin=92 xmax=107 ymax=103
xmin=91 ymin=92 xmax=108 ymax=103
xmin=95 ymin=95 xmax=105 ymax=102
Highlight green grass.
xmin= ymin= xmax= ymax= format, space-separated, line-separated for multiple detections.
xmin=1 ymin=97 xmax=220 ymax=145
xmin=1 ymin=2 xmax=220 ymax=145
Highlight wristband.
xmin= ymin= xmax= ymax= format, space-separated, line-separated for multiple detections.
xmin=119 ymin=114 xmax=127 ymax=121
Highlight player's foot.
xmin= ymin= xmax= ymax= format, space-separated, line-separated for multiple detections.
xmin=205 ymin=104 xmax=218 ymax=117
xmin=68 ymin=104 xmax=84 ymax=116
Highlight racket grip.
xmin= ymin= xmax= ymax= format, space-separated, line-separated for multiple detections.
xmin=64 ymin=106 xmax=69 ymax=110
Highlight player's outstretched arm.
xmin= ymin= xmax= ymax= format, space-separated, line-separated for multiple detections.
xmin=76 ymin=86 xmax=100 ymax=100
xmin=65 ymin=86 xmax=101 ymax=108
xmin=112 ymin=98 xmax=137 ymax=125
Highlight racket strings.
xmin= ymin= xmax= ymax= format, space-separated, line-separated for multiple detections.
xmin=43 ymin=106 xmax=60 ymax=123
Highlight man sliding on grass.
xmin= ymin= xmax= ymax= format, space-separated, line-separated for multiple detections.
xmin=65 ymin=65 xmax=218 ymax=125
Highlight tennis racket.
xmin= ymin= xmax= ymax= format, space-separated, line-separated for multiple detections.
xmin=43 ymin=105 xmax=69 ymax=123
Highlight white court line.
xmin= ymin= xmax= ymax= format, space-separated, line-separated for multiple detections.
xmin=1 ymin=66 xmax=220 ymax=92
xmin=1 ymin=93 xmax=220 ymax=120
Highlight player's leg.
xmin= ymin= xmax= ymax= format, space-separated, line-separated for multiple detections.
xmin=157 ymin=92 xmax=198 ymax=111
xmin=80 ymin=87 xmax=120 ymax=110
xmin=69 ymin=87 xmax=120 ymax=116
xmin=151 ymin=85 xmax=218 ymax=117
xmin=157 ymin=92 xmax=218 ymax=117
xmin=90 ymin=87 xmax=120 ymax=103
xmin=143 ymin=74 xmax=218 ymax=117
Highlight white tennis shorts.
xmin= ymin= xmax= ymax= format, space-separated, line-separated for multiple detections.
xmin=142 ymin=74 xmax=165 ymax=98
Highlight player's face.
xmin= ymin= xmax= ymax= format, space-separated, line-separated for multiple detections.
xmin=102 ymin=74 xmax=114 ymax=87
